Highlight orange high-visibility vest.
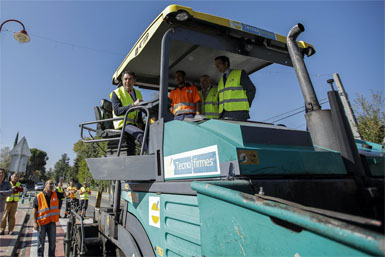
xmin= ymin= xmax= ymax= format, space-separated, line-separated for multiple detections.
xmin=37 ymin=191 xmax=59 ymax=226
xmin=169 ymin=85 xmax=201 ymax=116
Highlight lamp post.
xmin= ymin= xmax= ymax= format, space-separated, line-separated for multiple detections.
xmin=0 ymin=19 xmax=30 ymax=43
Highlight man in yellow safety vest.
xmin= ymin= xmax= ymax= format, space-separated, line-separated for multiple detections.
xmin=79 ymin=181 xmax=91 ymax=217
xmin=199 ymin=75 xmax=219 ymax=119
xmin=215 ymin=56 xmax=256 ymax=121
xmin=0 ymin=173 xmax=23 ymax=235
xmin=110 ymin=70 xmax=147 ymax=153
xmin=64 ymin=180 xmax=78 ymax=218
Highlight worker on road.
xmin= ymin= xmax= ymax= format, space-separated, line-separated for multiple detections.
xmin=65 ymin=180 xmax=78 ymax=218
xmin=169 ymin=70 xmax=201 ymax=120
xmin=199 ymin=75 xmax=219 ymax=119
xmin=79 ymin=181 xmax=91 ymax=217
xmin=0 ymin=173 xmax=23 ymax=235
xmin=0 ymin=168 xmax=12 ymax=224
xmin=55 ymin=181 xmax=65 ymax=218
xmin=33 ymin=180 xmax=59 ymax=257
xmin=110 ymin=70 xmax=148 ymax=153
xmin=215 ymin=56 xmax=256 ymax=121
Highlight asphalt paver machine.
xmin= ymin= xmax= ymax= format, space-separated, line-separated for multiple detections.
xmin=68 ymin=5 xmax=385 ymax=257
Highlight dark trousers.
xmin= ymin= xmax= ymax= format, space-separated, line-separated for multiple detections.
xmin=38 ymin=222 xmax=56 ymax=257
xmin=58 ymin=200 xmax=63 ymax=212
xmin=174 ymin=113 xmax=194 ymax=120
xmin=220 ymin=110 xmax=249 ymax=121
xmin=124 ymin=124 xmax=148 ymax=152
xmin=79 ymin=199 xmax=88 ymax=212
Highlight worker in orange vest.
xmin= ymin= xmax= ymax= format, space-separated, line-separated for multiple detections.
xmin=33 ymin=180 xmax=59 ymax=257
xmin=169 ymin=70 xmax=201 ymax=120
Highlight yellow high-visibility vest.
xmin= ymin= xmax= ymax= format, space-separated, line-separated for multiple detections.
xmin=218 ymin=70 xmax=249 ymax=113
xmin=79 ymin=187 xmax=91 ymax=200
xmin=6 ymin=182 xmax=21 ymax=202
xmin=56 ymin=186 xmax=65 ymax=200
xmin=110 ymin=87 xmax=143 ymax=129
xmin=199 ymin=86 xmax=219 ymax=119
xmin=67 ymin=186 xmax=77 ymax=199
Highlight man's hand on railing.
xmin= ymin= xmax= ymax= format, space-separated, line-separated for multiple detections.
xmin=133 ymin=99 xmax=143 ymax=107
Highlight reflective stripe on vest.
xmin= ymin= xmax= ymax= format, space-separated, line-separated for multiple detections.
xmin=110 ymin=86 xmax=143 ymax=129
xmin=37 ymin=191 xmax=59 ymax=226
xmin=67 ymin=186 xmax=77 ymax=199
xmin=217 ymin=70 xmax=249 ymax=113
xmin=79 ymin=187 xmax=91 ymax=200
xmin=6 ymin=182 xmax=21 ymax=202
xmin=170 ymin=85 xmax=198 ymax=116
xmin=199 ymin=87 xmax=219 ymax=119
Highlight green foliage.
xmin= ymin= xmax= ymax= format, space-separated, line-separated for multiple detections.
xmin=27 ymin=148 xmax=48 ymax=181
xmin=0 ymin=147 xmax=11 ymax=170
xmin=354 ymin=90 xmax=385 ymax=144
xmin=53 ymin=153 xmax=71 ymax=183
xmin=45 ymin=168 xmax=56 ymax=181
xmin=72 ymin=139 xmax=108 ymax=191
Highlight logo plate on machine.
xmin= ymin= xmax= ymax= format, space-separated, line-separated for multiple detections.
xmin=164 ymin=145 xmax=221 ymax=178
xmin=149 ymin=196 xmax=160 ymax=228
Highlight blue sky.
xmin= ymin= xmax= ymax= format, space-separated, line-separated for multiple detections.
xmin=1 ymin=0 xmax=384 ymax=169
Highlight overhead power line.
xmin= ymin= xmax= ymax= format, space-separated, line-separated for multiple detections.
xmin=270 ymin=100 xmax=329 ymax=123
xmin=263 ymin=97 xmax=328 ymax=122
xmin=2 ymin=29 xmax=122 ymax=56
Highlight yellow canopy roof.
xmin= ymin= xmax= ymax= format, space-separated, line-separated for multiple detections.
xmin=112 ymin=5 xmax=315 ymax=90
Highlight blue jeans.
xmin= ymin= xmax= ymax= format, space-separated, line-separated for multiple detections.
xmin=38 ymin=222 xmax=56 ymax=257
xmin=124 ymin=124 xmax=148 ymax=153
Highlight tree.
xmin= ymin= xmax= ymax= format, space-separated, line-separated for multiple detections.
xmin=53 ymin=154 xmax=71 ymax=182
xmin=0 ymin=147 xmax=11 ymax=170
xmin=354 ymin=90 xmax=385 ymax=144
xmin=45 ymin=168 xmax=55 ymax=181
xmin=73 ymin=139 xmax=108 ymax=190
xmin=27 ymin=148 xmax=48 ymax=181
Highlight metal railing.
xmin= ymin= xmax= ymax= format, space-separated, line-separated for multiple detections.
xmin=79 ymin=105 xmax=150 ymax=157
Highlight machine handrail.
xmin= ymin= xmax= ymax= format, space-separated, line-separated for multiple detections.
xmin=79 ymin=117 xmax=124 ymax=143
xmin=117 ymin=106 xmax=150 ymax=156
xmin=79 ymin=105 xmax=150 ymax=156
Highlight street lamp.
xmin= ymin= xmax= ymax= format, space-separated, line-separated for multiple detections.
xmin=0 ymin=19 xmax=30 ymax=43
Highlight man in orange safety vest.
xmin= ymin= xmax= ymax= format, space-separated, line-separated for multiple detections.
xmin=33 ymin=180 xmax=59 ymax=257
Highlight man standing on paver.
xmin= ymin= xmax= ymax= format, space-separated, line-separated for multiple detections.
xmin=33 ymin=180 xmax=60 ymax=257
xmin=0 ymin=173 xmax=23 ymax=235
xmin=0 ymin=168 xmax=12 ymax=224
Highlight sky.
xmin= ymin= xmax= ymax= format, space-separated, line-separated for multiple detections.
xmin=0 ymin=0 xmax=384 ymax=169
